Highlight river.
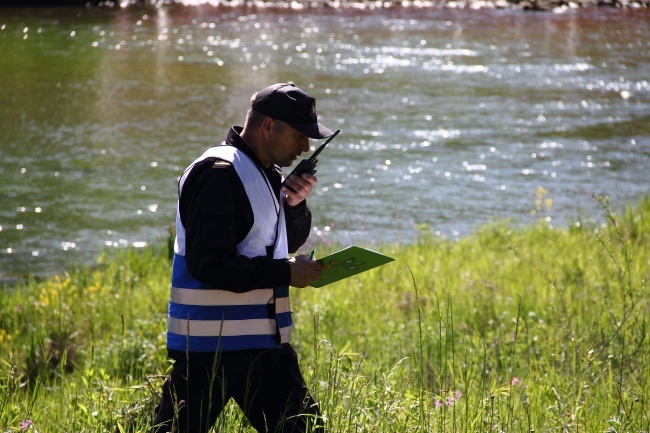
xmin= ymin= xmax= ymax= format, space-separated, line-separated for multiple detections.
xmin=1 ymin=5 xmax=649 ymax=280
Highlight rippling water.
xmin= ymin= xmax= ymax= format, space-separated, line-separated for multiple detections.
xmin=1 ymin=5 xmax=649 ymax=279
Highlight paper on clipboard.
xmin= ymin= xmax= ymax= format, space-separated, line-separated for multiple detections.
xmin=309 ymin=246 xmax=394 ymax=288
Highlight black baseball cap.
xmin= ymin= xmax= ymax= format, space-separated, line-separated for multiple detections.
xmin=251 ymin=82 xmax=335 ymax=139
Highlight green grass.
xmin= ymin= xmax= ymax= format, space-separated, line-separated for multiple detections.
xmin=1 ymin=195 xmax=649 ymax=432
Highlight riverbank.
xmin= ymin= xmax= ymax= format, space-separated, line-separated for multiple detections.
xmin=1 ymin=194 xmax=648 ymax=431
xmin=0 ymin=0 xmax=648 ymax=10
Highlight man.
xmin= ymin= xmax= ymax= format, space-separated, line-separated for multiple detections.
xmin=151 ymin=83 xmax=333 ymax=433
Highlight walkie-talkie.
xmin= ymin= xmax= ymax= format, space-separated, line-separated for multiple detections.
xmin=282 ymin=129 xmax=340 ymax=191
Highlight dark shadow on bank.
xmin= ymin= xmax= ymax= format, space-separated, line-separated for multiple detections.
xmin=1 ymin=0 xmax=649 ymax=9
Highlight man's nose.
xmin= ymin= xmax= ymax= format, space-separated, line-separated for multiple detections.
xmin=300 ymin=139 xmax=310 ymax=153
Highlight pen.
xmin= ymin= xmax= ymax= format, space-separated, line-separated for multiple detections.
xmin=309 ymin=249 xmax=316 ymax=260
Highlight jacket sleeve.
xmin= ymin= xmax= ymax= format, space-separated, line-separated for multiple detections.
xmin=284 ymin=200 xmax=312 ymax=254
xmin=180 ymin=159 xmax=292 ymax=292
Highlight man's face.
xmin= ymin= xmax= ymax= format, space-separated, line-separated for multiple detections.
xmin=267 ymin=120 xmax=310 ymax=168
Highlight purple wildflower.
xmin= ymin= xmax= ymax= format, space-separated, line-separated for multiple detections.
xmin=20 ymin=420 xmax=33 ymax=430
xmin=434 ymin=399 xmax=444 ymax=408
xmin=511 ymin=377 xmax=521 ymax=387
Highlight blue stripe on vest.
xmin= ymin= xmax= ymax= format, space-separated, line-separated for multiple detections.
xmin=168 ymin=303 xmax=270 ymax=321
xmin=167 ymin=332 xmax=282 ymax=352
xmin=276 ymin=311 xmax=292 ymax=328
xmin=171 ymin=254 xmax=203 ymax=289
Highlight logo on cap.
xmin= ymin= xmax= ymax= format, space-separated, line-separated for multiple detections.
xmin=311 ymin=101 xmax=317 ymax=119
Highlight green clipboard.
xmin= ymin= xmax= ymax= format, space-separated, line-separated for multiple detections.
xmin=309 ymin=246 xmax=395 ymax=288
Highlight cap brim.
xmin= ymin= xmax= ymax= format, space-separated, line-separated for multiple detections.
xmin=290 ymin=122 xmax=335 ymax=139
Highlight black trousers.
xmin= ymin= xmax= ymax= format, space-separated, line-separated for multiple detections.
xmin=151 ymin=344 xmax=324 ymax=433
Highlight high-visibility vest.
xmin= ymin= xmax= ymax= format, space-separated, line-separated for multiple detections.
xmin=167 ymin=145 xmax=291 ymax=353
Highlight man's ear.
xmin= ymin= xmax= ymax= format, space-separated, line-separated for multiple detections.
xmin=261 ymin=116 xmax=274 ymax=138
